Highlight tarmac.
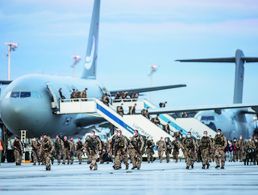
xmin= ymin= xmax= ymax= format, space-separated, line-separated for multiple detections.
xmin=0 ymin=160 xmax=258 ymax=195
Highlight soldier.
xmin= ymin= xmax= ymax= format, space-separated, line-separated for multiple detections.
xmin=81 ymin=88 xmax=88 ymax=101
xmin=145 ymin=138 xmax=155 ymax=163
xmin=41 ymin=135 xmax=54 ymax=171
xmin=117 ymin=104 xmax=124 ymax=116
xmin=244 ymin=138 xmax=256 ymax=165
xmin=172 ymin=136 xmax=181 ymax=163
xmin=58 ymin=88 xmax=66 ymax=100
xmin=237 ymin=135 xmax=244 ymax=162
xmin=101 ymin=93 xmax=110 ymax=106
xmin=69 ymin=137 xmax=76 ymax=164
xmin=130 ymin=130 xmax=144 ymax=170
xmin=54 ymin=135 xmax=64 ymax=165
xmin=163 ymin=122 xmax=171 ymax=134
xmin=182 ymin=132 xmax=196 ymax=169
xmin=156 ymin=137 xmax=166 ymax=163
xmin=13 ymin=137 xmax=23 ymax=166
xmin=232 ymin=138 xmax=238 ymax=162
xmin=76 ymin=138 xmax=84 ymax=164
xmin=199 ymin=131 xmax=212 ymax=169
xmin=153 ymin=115 xmax=161 ymax=126
xmin=195 ymin=136 xmax=202 ymax=162
xmin=70 ymin=89 xmax=76 ymax=99
xmin=84 ymin=131 xmax=102 ymax=170
xmin=128 ymin=103 xmax=137 ymax=115
xmin=112 ymin=130 xmax=129 ymax=170
xmin=165 ymin=137 xmax=173 ymax=163
xmin=254 ymin=137 xmax=258 ymax=165
xmin=62 ymin=136 xmax=71 ymax=164
xmin=213 ymin=129 xmax=227 ymax=169
xmin=31 ymin=138 xmax=41 ymax=165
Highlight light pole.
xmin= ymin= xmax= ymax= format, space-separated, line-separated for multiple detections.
xmin=5 ymin=42 xmax=18 ymax=80
xmin=71 ymin=55 xmax=81 ymax=77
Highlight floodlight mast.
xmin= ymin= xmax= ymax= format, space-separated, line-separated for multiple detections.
xmin=5 ymin=42 xmax=18 ymax=80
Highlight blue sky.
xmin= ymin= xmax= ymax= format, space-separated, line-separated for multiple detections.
xmin=1 ymin=0 xmax=258 ymax=106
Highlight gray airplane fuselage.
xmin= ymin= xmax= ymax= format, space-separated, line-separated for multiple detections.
xmin=0 ymin=74 xmax=105 ymax=137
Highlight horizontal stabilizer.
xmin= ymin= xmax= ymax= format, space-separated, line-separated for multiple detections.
xmin=176 ymin=58 xmax=235 ymax=63
xmin=242 ymin=57 xmax=258 ymax=63
xmin=110 ymin=84 xmax=186 ymax=96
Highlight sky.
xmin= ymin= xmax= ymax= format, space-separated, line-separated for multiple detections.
xmin=1 ymin=0 xmax=258 ymax=107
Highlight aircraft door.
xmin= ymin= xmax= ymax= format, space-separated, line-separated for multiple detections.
xmin=46 ymin=83 xmax=60 ymax=112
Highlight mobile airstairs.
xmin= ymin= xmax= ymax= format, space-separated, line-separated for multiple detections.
xmin=56 ymin=98 xmax=215 ymax=142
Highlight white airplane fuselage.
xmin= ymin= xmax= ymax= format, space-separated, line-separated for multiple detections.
xmin=0 ymin=74 xmax=105 ymax=137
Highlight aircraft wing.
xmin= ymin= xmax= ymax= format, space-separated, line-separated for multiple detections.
xmin=176 ymin=58 xmax=235 ymax=63
xmin=110 ymin=84 xmax=186 ymax=96
xmin=147 ymin=104 xmax=258 ymax=115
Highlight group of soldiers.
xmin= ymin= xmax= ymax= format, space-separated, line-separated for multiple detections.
xmin=12 ymin=128 xmax=258 ymax=171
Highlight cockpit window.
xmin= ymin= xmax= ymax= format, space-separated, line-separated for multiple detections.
xmin=10 ymin=92 xmax=20 ymax=98
xmin=20 ymin=92 xmax=31 ymax=98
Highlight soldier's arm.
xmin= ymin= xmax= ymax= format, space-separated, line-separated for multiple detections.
xmin=140 ymin=136 xmax=144 ymax=152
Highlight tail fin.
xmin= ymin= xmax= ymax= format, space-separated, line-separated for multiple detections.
xmin=176 ymin=49 xmax=258 ymax=104
xmin=81 ymin=0 xmax=101 ymax=80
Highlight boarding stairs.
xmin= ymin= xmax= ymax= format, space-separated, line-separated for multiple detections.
xmin=57 ymin=98 xmax=172 ymax=142
xmin=143 ymin=100 xmax=216 ymax=138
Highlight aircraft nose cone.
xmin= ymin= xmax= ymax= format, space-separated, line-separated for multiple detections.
xmin=0 ymin=99 xmax=35 ymax=134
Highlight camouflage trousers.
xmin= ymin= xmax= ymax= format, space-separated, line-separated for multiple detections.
xmin=55 ymin=150 xmax=62 ymax=164
xmin=114 ymin=149 xmax=128 ymax=169
xmin=89 ymin=150 xmax=98 ymax=170
xmin=43 ymin=151 xmax=52 ymax=170
xmin=185 ymin=149 xmax=195 ymax=167
xmin=158 ymin=149 xmax=165 ymax=163
xmin=131 ymin=149 xmax=142 ymax=169
xmin=214 ymin=148 xmax=225 ymax=167
xmin=166 ymin=149 xmax=172 ymax=163
xmin=32 ymin=149 xmax=39 ymax=165
xmin=146 ymin=148 xmax=154 ymax=163
xmin=172 ymin=150 xmax=179 ymax=162
xmin=62 ymin=148 xmax=71 ymax=164
xmin=14 ymin=149 xmax=22 ymax=165
xmin=77 ymin=150 xmax=83 ymax=164
xmin=201 ymin=148 xmax=210 ymax=165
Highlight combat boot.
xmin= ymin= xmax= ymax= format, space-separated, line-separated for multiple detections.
xmin=191 ymin=164 xmax=194 ymax=169
xmin=207 ymin=164 xmax=210 ymax=169
xmin=186 ymin=166 xmax=189 ymax=169
xmin=126 ymin=164 xmax=129 ymax=170
xmin=202 ymin=165 xmax=205 ymax=169
xmin=215 ymin=165 xmax=220 ymax=169
xmin=221 ymin=166 xmax=224 ymax=169
xmin=131 ymin=166 xmax=137 ymax=170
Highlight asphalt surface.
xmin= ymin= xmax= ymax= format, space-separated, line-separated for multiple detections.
xmin=0 ymin=160 xmax=258 ymax=195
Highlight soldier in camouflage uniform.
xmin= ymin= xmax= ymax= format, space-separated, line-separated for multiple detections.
xmin=156 ymin=137 xmax=166 ymax=163
xmin=254 ymin=137 xmax=258 ymax=165
xmin=13 ymin=136 xmax=23 ymax=166
xmin=69 ymin=137 xmax=76 ymax=165
xmin=165 ymin=137 xmax=173 ymax=163
xmin=182 ymin=132 xmax=196 ymax=169
xmin=145 ymin=138 xmax=155 ymax=163
xmin=237 ymin=136 xmax=244 ymax=162
xmin=172 ymin=136 xmax=181 ymax=163
xmin=244 ymin=138 xmax=256 ymax=165
xmin=76 ymin=138 xmax=84 ymax=164
xmin=130 ymin=130 xmax=144 ymax=170
xmin=199 ymin=131 xmax=212 ymax=169
xmin=214 ymin=129 xmax=227 ymax=169
xmin=85 ymin=131 xmax=102 ymax=170
xmin=41 ymin=135 xmax=54 ymax=171
xmin=112 ymin=130 xmax=129 ymax=170
xmin=31 ymin=138 xmax=41 ymax=165
xmin=54 ymin=135 xmax=64 ymax=165
xmin=62 ymin=136 xmax=71 ymax=164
